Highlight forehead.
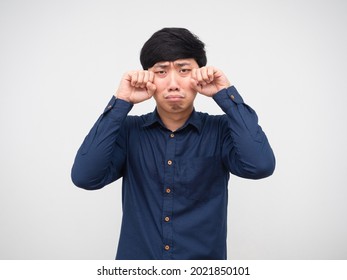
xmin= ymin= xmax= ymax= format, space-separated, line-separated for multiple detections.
xmin=152 ymin=58 xmax=198 ymax=68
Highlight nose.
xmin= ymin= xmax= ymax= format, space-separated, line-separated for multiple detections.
xmin=167 ymin=71 xmax=180 ymax=92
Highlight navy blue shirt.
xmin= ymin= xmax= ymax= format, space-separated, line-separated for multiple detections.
xmin=71 ymin=86 xmax=275 ymax=260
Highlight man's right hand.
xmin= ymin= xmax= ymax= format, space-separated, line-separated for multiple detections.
xmin=115 ymin=70 xmax=156 ymax=104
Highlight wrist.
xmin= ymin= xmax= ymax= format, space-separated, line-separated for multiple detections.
xmin=115 ymin=92 xmax=132 ymax=103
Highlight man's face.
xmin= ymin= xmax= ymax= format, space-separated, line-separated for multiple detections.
xmin=149 ymin=58 xmax=199 ymax=115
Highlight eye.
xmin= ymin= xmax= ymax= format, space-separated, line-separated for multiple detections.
xmin=155 ymin=70 xmax=167 ymax=76
xmin=179 ymin=69 xmax=191 ymax=74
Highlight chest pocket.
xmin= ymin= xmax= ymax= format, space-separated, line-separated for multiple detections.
xmin=176 ymin=156 xmax=228 ymax=202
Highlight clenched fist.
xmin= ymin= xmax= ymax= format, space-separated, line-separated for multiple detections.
xmin=190 ymin=66 xmax=231 ymax=97
xmin=115 ymin=70 xmax=157 ymax=104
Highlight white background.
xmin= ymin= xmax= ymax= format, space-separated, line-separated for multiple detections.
xmin=1 ymin=0 xmax=346 ymax=259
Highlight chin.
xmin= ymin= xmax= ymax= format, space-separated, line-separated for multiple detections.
xmin=169 ymin=104 xmax=184 ymax=111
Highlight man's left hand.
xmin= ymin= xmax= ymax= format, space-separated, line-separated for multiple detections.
xmin=190 ymin=66 xmax=231 ymax=97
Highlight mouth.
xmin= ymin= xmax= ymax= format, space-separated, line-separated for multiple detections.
xmin=165 ymin=95 xmax=184 ymax=101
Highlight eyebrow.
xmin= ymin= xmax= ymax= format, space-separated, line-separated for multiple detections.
xmin=152 ymin=61 xmax=192 ymax=69
xmin=152 ymin=63 xmax=170 ymax=69
xmin=175 ymin=62 xmax=192 ymax=67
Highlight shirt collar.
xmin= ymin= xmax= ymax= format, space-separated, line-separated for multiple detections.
xmin=143 ymin=108 xmax=202 ymax=133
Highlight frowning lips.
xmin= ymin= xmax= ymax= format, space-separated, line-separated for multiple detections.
xmin=164 ymin=94 xmax=185 ymax=100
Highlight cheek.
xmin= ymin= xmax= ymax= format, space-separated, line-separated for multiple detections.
xmin=183 ymin=80 xmax=197 ymax=95
xmin=188 ymin=91 xmax=198 ymax=101
xmin=176 ymin=78 xmax=189 ymax=91
xmin=153 ymin=80 xmax=165 ymax=93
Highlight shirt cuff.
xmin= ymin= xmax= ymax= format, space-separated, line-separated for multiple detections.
xmin=103 ymin=96 xmax=133 ymax=116
xmin=213 ymin=86 xmax=244 ymax=112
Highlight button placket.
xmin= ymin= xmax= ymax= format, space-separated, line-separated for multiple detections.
xmin=162 ymin=131 xmax=176 ymax=259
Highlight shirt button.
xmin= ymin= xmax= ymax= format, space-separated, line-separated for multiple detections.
xmin=170 ymin=133 xmax=175 ymax=138
xmin=107 ymin=105 xmax=112 ymax=109
xmin=230 ymin=95 xmax=235 ymax=100
xmin=164 ymin=245 xmax=170 ymax=251
xmin=164 ymin=216 xmax=170 ymax=222
xmin=165 ymin=188 xmax=171 ymax=194
xmin=167 ymin=160 xmax=173 ymax=165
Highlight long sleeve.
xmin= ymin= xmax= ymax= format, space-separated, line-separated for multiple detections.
xmin=71 ymin=97 xmax=133 ymax=190
xmin=213 ymin=86 xmax=275 ymax=179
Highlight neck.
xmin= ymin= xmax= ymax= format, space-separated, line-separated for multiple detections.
xmin=156 ymin=106 xmax=193 ymax=132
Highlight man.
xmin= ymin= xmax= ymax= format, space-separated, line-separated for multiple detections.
xmin=71 ymin=27 xmax=275 ymax=260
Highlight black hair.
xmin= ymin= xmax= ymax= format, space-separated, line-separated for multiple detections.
xmin=140 ymin=27 xmax=207 ymax=70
